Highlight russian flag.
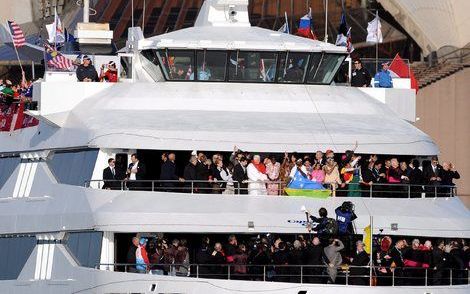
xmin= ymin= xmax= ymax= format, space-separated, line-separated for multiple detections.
xmin=296 ymin=8 xmax=316 ymax=40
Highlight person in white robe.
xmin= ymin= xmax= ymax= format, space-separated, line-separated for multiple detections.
xmin=247 ymin=155 xmax=268 ymax=195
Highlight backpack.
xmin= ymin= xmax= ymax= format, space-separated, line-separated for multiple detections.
xmin=318 ymin=218 xmax=338 ymax=235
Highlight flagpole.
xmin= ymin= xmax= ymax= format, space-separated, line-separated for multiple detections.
xmin=375 ymin=10 xmax=379 ymax=73
xmin=324 ymin=0 xmax=328 ymax=42
xmin=369 ymin=215 xmax=374 ymax=286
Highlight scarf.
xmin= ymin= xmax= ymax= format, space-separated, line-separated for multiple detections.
xmin=252 ymin=161 xmax=266 ymax=174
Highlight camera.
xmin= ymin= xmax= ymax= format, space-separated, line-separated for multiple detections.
xmin=229 ymin=9 xmax=237 ymax=16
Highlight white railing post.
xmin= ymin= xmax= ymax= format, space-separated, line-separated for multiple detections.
xmin=301 ymin=265 xmax=303 ymax=284
xmin=408 ymin=185 xmax=411 ymax=198
xmin=263 ymin=266 xmax=266 ymax=281
xmin=450 ymin=269 xmax=453 ymax=285
xmin=228 ymin=264 xmax=230 ymax=280
xmin=392 ymin=269 xmax=395 ymax=286
xmin=425 ymin=268 xmax=428 ymax=286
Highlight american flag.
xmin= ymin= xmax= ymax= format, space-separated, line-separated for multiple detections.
xmin=7 ymin=20 xmax=26 ymax=48
xmin=44 ymin=43 xmax=75 ymax=70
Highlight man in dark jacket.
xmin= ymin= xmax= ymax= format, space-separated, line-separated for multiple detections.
xmin=350 ymin=241 xmax=370 ymax=285
xmin=409 ymin=159 xmax=424 ymax=197
xmin=272 ymin=241 xmax=289 ymax=282
xmin=390 ymin=240 xmax=405 ymax=285
xmin=126 ymin=153 xmax=146 ymax=190
xmin=351 ymin=59 xmax=371 ymax=87
xmin=76 ymin=55 xmax=98 ymax=82
xmin=232 ymin=157 xmax=248 ymax=194
xmin=103 ymin=158 xmax=124 ymax=190
xmin=440 ymin=162 xmax=460 ymax=197
xmin=304 ymin=237 xmax=325 ymax=283
xmin=431 ymin=241 xmax=448 ymax=285
xmin=195 ymin=152 xmax=211 ymax=193
xmin=126 ymin=237 xmax=139 ymax=272
xmin=183 ymin=155 xmax=197 ymax=193
xmin=160 ymin=152 xmax=181 ymax=192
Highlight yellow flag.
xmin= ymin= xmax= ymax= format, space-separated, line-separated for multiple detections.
xmin=363 ymin=225 xmax=372 ymax=254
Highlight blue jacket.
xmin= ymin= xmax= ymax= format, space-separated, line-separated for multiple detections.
xmin=374 ymin=70 xmax=393 ymax=88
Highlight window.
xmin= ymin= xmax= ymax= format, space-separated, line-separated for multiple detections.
xmin=228 ymin=51 xmax=277 ymax=82
xmin=120 ymin=55 xmax=133 ymax=79
xmin=277 ymin=52 xmax=310 ymax=83
xmin=65 ymin=231 xmax=103 ymax=268
xmin=0 ymin=236 xmax=36 ymax=280
xmin=308 ymin=54 xmax=346 ymax=84
xmin=196 ymin=51 xmax=227 ymax=81
xmin=157 ymin=50 xmax=194 ymax=80
xmin=47 ymin=149 xmax=98 ymax=186
xmin=306 ymin=53 xmax=324 ymax=83
xmin=0 ymin=157 xmax=20 ymax=190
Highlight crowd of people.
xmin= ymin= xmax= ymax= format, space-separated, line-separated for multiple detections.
xmin=0 ymin=77 xmax=34 ymax=105
xmin=124 ymin=229 xmax=469 ymax=286
xmin=102 ymin=147 xmax=460 ymax=197
xmin=0 ymin=76 xmax=38 ymax=131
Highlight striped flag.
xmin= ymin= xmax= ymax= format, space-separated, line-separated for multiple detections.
xmin=7 ymin=20 xmax=26 ymax=48
xmin=44 ymin=43 xmax=75 ymax=70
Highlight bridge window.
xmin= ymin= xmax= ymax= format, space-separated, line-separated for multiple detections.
xmin=228 ymin=51 xmax=277 ymax=82
xmin=65 ymin=231 xmax=103 ymax=268
xmin=47 ymin=149 xmax=98 ymax=186
xmin=0 ymin=157 xmax=20 ymax=190
xmin=277 ymin=52 xmax=310 ymax=83
xmin=196 ymin=50 xmax=227 ymax=81
xmin=157 ymin=49 xmax=195 ymax=80
xmin=308 ymin=53 xmax=346 ymax=84
xmin=0 ymin=236 xmax=36 ymax=280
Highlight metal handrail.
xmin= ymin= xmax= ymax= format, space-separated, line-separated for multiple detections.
xmin=95 ymin=263 xmax=469 ymax=286
xmin=84 ymin=179 xmax=458 ymax=198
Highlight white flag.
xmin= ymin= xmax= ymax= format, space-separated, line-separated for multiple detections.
xmin=366 ymin=16 xmax=383 ymax=43
xmin=46 ymin=7 xmax=65 ymax=44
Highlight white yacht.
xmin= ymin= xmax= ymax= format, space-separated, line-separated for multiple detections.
xmin=0 ymin=0 xmax=468 ymax=293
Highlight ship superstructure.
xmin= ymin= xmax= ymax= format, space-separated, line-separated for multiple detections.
xmin=0 ymin=1 xmax=468 ymax=293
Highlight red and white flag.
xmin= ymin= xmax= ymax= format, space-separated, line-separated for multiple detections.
xmin=7 ymin=20 xmax=26 ymax=48
xmin=389 ymin=53 xmax=419 ymax=93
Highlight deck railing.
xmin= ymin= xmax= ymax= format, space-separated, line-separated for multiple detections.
xmin=95 ymin=263 xmax=469 ymax=286
xmin=84 ymin=179 xmax=458 ymax=198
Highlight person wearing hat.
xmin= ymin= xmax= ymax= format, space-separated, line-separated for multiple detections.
xmin=99 ymin=61 xmax=118 ymax=83
xmin=374 ymin=62 xmax=393 ymax=88
xmin=76 ymin=55 xmax=98 ymax=82
xmin=135 ymin=238 xmax=150 ymax=273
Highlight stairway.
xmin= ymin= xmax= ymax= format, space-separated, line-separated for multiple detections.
xmin=411 ymin=61 xmax=469 ymax=89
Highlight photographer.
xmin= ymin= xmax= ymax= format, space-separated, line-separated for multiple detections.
xmin=324 ymin=238 xmax=344 ymax=284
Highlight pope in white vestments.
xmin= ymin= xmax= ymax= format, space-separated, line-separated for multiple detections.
xmin=247 ymin=155 xmax=268 ymax=195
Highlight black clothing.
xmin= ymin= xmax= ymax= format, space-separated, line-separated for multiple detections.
xmin=160 ymin=160 xmax=179 ymax=191
xmin=195 ymin=247 xmax=211 ymax=276
xmin=272 ymin=249 xmax=289 ymax=282
xmin=390 ymin=247 xmax=405 ymax=285
xmin=304 ymin=244 xmax=324 ymax=283
xmin=102 ymin=166 xmax=124 ymax=190
xmin=76 ymin=64 xmax=98 ymax=81
xmin=431 ymin=248 xmax=448 ymax=285
xmin=225 ymin=243 xmax=237 ymax=263
xmin=440 ymin=170 xmax=460 ymax=187
xmin=209 ymin=251 xmax=226 ymax=278
xmin=126 ymin=162 xmax=146 ymax=190
xmin=232 ymin=163 xmax=248 ymax=194
xmin=423 ymin=164 xmax=442 ymax=184
xmin=126 ymin=244 xmax=138 ymax=272
xmin=183 ymin=163 xmax=197 ymax=193
xmin=288 ymin=249 xmax=304 ymax=283
xmin=409 ymin=167 xmax=424 ymax=197
xmin=195 ymin=161 xmax=211 ymax=193
xmin=350 ymin=250 xmax=370 ymax=285
xmin=351 ymin=67 xmax=371 ymax=87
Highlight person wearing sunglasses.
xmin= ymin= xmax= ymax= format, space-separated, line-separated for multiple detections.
xmin=351 ymin=59 xmax=371 ymax=87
